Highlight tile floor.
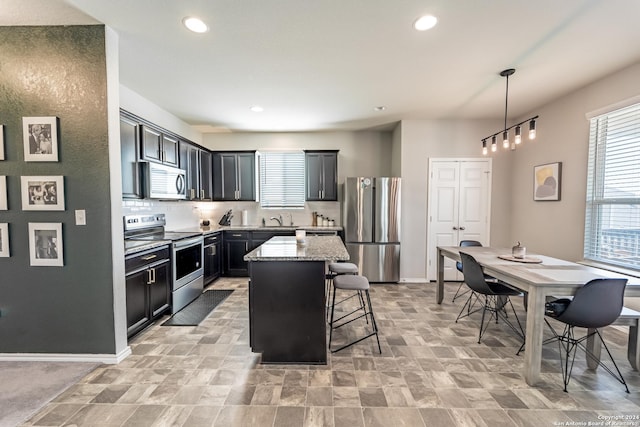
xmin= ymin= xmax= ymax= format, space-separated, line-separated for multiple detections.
xmin=22 ymin=278 xmax=640 ymax=427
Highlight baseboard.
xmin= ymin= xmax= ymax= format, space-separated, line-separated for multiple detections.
xmin=0 ymin=346 xmax=132 ymax=364
xmin=399 ymin=277 xmax=428 ymax=283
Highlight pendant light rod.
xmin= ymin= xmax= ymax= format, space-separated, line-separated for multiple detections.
xmin=501 ymin=68 xmax=514 ymax=131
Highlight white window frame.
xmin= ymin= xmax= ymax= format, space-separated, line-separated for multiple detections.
xmin=584 ymin=101 xmax=640 ymax=272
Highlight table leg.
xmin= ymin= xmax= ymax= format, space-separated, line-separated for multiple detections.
xmin=437 ymin=248 xmax=445 ymax=304
xmin=524 ymin=287 xmax=545 ymax=386
xmin=585 ymin=328 xmax=602 ymax=370
xmin=629 ymin=322 xmax=639 ymax=370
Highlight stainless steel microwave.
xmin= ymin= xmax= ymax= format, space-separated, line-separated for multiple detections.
xmin=143 ymin=163 xmax=187 ymax=200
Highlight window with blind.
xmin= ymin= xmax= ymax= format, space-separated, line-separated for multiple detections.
xmin=584 ymin=102 xmax=640 ymax=271
xmin=258 ymin=150 xmax=305 ymax=208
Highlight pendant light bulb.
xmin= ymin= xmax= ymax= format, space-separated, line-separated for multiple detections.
xmin=529 ymin=119 xmax=537 ymax=140
xmin=514 ymin=125 xmax=522 ymax=144
xmin=491 ymin=135 xmax=497 ymax=152
xmin=482 ymin=139 xmax=488 ymax=155
xmin=502 ymin=130 xmax=509 ymax=149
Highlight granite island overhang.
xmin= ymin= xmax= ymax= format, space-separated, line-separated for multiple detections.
xmin=244 ymin=236 xmax=349 ymax=364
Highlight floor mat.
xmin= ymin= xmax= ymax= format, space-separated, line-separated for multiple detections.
xmin=162 ymin=289 xmax=234 ymax=326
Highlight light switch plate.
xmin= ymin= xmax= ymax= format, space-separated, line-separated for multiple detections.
xmin=75 ymin=209 xmax=86 ymax=225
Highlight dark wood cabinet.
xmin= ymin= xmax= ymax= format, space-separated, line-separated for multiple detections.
xmin=179 ymin=141 xmax=213 ymax=201
xmin=305 ymin=150 xmax=338 ymax=201
xmin=204 ymin=233 xmax=222 ymax=284
xmin=212 ymin=152 xmax=256 ymax=201
xmin=224 ymin=231 xmax=251 ymax=276
xmin=120 ymin=114 xmax=143 ymax=199
xmin=125 ymin=246 xmax=171 ymax=338
xmin=141 ymin=125 xmax=179 ymax=167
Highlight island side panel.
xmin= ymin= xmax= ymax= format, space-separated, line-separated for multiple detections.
xmin=249 ymin=260 xmax=327 ymax=364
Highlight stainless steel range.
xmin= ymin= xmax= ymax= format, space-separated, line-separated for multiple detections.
xmin=124 ymin=213 xmax=204 ymax=313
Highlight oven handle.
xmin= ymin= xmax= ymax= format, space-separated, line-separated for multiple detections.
xmin=173 ymin=235 xmax=204 ymax=249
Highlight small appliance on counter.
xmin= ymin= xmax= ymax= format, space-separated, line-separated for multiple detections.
xmin=218 ymin=209 xmax=233 ymax=226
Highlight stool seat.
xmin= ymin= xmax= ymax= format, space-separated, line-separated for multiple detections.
xmin=333 ymin=274 xmax=369 ymax=291
xmin=329 ymin=262 xmax=358 ymax=274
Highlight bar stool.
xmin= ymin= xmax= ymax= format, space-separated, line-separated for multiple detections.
xmin=329 ymin=274 xmax=381 ymax=354
xmin=326 ymin=262 xmax=363 ymax=320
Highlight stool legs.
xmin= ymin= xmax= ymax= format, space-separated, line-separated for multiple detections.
xmin=329 ymin=287 xmax=381 ymax=354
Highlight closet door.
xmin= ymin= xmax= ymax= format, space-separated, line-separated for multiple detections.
xmin=427 ymin=159 xmax=491 ymax=281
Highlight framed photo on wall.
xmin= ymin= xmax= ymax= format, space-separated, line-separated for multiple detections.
xmin=0 ymin=223 xmax=9 ymax=257
xmin=534 ymin=162 xmax=562 ymax=201
xmin=28 ymin=222 xmax=63 ymax=266
xmin=0 ymin=176 xmax=7 ymax=210
xmin=22 ymin=116 xmax=59 ymax=162
xmin=0 ymin=124 xmax=5 ymax=160
xmin=21 ymin=176 xmax=65 ymax=211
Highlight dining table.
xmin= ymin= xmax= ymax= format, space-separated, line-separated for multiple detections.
xmin=436 ymin=245 xmax=640 ymax=386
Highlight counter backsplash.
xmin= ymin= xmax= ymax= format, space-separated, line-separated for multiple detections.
xmin=122 ymin=199 xmax=341 ymax=230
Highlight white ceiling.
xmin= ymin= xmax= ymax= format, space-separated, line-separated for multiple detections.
xmin=3 ymin=0 xmax=640 ymax=133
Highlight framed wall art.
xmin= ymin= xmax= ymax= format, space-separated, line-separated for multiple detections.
xmin=28 ymin=222 xmax=63 ymax=266
xmin=0 ymin=176 xmax=6 ymax=210
xmin=0 ymin=223 xmax=9 ymax=257
xmin=534 ymin=162 xmax=562 ymax=201
xmin=0 ymin=124 xmax=5 ymax=160
xmin=21 ymin=176 xmax=65 ymax=211
xmin=22 ymin=116 xmax=59 ymax=162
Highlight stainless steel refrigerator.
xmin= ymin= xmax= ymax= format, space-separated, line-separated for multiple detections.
xmin=344 ymin=177 xmax=401 ymax=283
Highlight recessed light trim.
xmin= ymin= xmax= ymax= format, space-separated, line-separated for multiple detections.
xmin=414 ymin=15 xmax=438 ymax=31
xmin=250 ymin=105 xmax=264 ymax=113
xmin=374 ymin=106 xmax=386 ymax=112
xmin=183 ymin=17 xmax=208 ymax=33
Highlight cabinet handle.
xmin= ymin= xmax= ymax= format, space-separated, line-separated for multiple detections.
xmin=147 ymin=269 xmax=153 ymax=284
xmin=152 ymin=268 xmax=156 ymax=284
xmin=210 ymin=246 xmax=216 ymax=256
xmin=201 ymin=189 xmax=205 ymax=199
xmin=318 ymin=190 xmax=322 ymax=199
xmin=232 ymin=234 xmax=242 ymax=237
xmin=141 ymin=254 xmax=157 ymax=261
xmin=459 ymin=226 xmax=466 ymax=230
xmin=452 ymin=226 xmax=459 ymax=230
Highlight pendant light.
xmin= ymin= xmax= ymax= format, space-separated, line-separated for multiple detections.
xmin=481 ymin=68 xmax=538 ymax=155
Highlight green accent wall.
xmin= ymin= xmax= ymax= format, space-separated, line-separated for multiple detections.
xmin=0 ymin=26 xmax=116 ymax=354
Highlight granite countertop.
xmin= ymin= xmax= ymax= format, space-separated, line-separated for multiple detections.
xmin=244 ymin=236 xmax=349 ymax=262
xmin=124 ymin=239 xmax=170 ymax=256
xmin=221 ymin=225 xmax=343 ymax=232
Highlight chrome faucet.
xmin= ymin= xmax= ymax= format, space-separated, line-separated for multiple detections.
xmin=270 ymin=215 xmax=283 ymax=226
xmin=286 ymin=212 xmax=294 ymax=226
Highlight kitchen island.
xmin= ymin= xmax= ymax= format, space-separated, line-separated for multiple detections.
xmin=244 ymin=235 xmax=349 ymax=364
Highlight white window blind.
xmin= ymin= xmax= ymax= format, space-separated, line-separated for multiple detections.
xmin=258 ymin=151 xmax=305 ymax=208
xmin=584 ymin=102 xmax=640 ymax=271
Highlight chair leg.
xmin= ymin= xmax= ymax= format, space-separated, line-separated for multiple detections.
xmin=328 ymin=284 xmax=337 ymax=350
xmin=452 ymin=282 xmax=470 ymax=302
xmin=365 ymin=289 xmax=382 ymax=354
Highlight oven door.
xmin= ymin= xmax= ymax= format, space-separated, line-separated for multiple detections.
xmin=173 ymin=236 xmax=204 ymax=289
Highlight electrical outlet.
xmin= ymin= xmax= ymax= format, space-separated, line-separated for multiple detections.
xmin=75 ymin=209 xmax=86 ymax=226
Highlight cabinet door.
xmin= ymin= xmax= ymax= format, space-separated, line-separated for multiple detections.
xmin=321 ymin=152 xmax=338 ymax=201
xmin=149 ymin=262 xmax=171 ymax=318
xmin=306 ymin=153 xmax=324 ymax=201
xmin=141 ymin=126 xmax=163 ymax=163
xmin=162 ymin=134 xmax=179 ymax=167
xmin=126 ymin=270 xmax=150 ymax=337
xmin=213 ymin=153 xmax=238 ymax=200
xmin=120 ymin=116 xmax=142 ymax=198
xmin=237 ymin=153 xmax=255 ymax=201
xmin=188 ymin=145 xmax=201 ymax=199
xmin=200 ymin=150 xmax=213 ymax=200
xmin=224 ymin=239 xmax=249 ymax=276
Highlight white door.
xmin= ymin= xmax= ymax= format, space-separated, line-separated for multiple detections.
xmin=426 ymin=159 xmax=492 ymax=281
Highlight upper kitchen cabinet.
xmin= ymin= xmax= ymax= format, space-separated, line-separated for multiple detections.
xmin=120 ymin=112 xmax=143 ymax=199
xmin=212 ymin=151 xmax=256 ymax=201
xmin=141 ymin=125 xmax=179 ymax=167
xmin=179 ymin=141 xmax=213 ymax=201
xmin=305 ymin=150 xmax=338 ymax=201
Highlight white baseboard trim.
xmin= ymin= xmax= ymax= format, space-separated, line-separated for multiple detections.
xmin=399 ymin=277 xmax=428 ymax=283
xmin=0 ymin=346 xmax=132 ymax=364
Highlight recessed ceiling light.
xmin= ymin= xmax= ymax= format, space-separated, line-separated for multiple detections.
xmin=250 ymin=105 xmax=264 ymax=113
xmin=183 ymin=17 xmax=208 ymax=33
xmin=374 ymin=106 xmax=386 ymax=112
xmin=414 ymin=15 xmax=438 ymax=31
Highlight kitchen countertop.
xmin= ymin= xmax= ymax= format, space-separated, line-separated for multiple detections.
xmin=244 ymin=236 xmax=349 ymax=262
xmin=179 ymin=225 xmax=343 ymax=234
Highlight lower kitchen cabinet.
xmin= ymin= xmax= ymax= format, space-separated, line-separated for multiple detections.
xmin=224 ymin=231 xmax=251 ymax=276
xmin=125 ymin=246 xmax=171 ymax=338
xmin=204 ymin=232 xmax=222 ymax=284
